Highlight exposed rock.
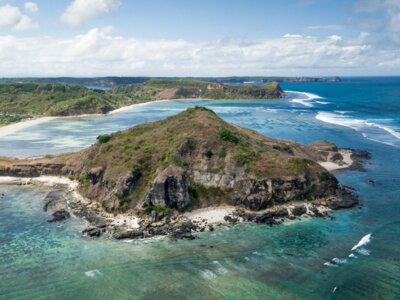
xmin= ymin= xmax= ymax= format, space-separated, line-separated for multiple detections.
xmin=43 ymin=190 xmax=68 ymax=212
xmin=113 ymin=229 xmax=143 ymax=239
xmin=87 ymin=166 xmax=104 ymax=184
xmin=291 ymin=205 xmax=307 ymax=216
xmin=350 ymin=149 xmax=372 ymax=172
xmin=145 ymin=165 xmax=190 ymax=211
xmin=48 ymin=209 xmax=70 ymax=222
xmin=82 ymin=227 xmax=103 ymax=237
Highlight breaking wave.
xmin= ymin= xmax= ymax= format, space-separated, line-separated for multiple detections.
xmin=351 ymin=233 xmax=372 ymax=251
xmin=286 ymin=91 xmax=325 ymax=107
xmin=316 ymin=112 xmax=400 ymax=148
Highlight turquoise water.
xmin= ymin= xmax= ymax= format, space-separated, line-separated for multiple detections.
xmin=1 ymin=77 xmax=400 ymax=299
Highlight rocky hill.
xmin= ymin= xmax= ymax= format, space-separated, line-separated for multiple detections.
xmin=0 ymin=107 xmax=359 ymax=239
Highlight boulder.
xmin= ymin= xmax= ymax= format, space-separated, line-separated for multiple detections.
xmin=82 ymin=227 xmax=103 ymax=237
xmin=292 ymin=205 xmax=307 ymax=216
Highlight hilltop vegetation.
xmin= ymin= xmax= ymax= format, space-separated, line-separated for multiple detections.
xmin=0 ymin=83 xmax=131 ymax=117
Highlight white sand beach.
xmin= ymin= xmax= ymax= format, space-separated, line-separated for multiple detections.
xmin=318 ymin=151 xmax=353 ymax=171
xmin=0 ymin=117 xmax=57 ymax=138
xmin=0 ymin=98 xmax=209 ymax=138
xmin=184 ymin=206 xmax=235 ymax=224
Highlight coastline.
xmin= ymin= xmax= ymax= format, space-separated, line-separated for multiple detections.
xmin=0 ymin=93 xmax=288 ymax=137
xmin=0 ymin=173 xmax=357 ymax=240
xmin=0 ymin=98 xmax=210 ymax=137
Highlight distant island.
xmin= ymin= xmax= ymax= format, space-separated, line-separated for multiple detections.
xmin=0 ymin=79 xmax=284 ymax=126
xmin=0 ymin=107 xmax=363 ymax=240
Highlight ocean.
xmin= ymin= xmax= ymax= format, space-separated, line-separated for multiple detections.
xmin=0 ymin=77 xmax=399 ymax=299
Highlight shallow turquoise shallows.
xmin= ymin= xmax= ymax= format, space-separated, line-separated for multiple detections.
xmin=0 ymin=77 xmax=400 ymax=299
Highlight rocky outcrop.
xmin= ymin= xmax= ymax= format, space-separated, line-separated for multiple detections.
xmin=145 ymin=166 xmax=190 ymax=211
xmin=232 ymin=176 xmax=338 ymax=210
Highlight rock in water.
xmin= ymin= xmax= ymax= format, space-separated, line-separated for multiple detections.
xmin=48 ymin=209 xmax=70 ymax=222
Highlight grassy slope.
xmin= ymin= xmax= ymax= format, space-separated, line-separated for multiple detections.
xmin=0 ymin=83 xmax=139 ymax=125
xmin=74 ymin=107 xmax=328 ymax=208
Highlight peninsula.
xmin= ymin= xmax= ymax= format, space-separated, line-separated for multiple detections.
xmin=0 ymin=107 xmax=362 ymax=240
xmin=0 ymin=80 xmax=284 ymax=126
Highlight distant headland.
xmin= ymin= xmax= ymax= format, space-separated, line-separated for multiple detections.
xmin=0 ymin=79 xmax=284 ymax=126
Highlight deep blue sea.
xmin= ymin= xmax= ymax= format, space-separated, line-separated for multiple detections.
xmin=0 ymin=77 xmax=399 ymax=299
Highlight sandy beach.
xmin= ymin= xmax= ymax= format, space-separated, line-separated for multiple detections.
xmin=184 ymin=206 xmax=235 ymax=224
xmin=318 ymin=151 xmax=353 ymax=171
xmin=0 ymin=98 xmax=210 ymax=138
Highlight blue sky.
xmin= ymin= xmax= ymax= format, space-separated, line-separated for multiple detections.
xmin=0 ymin=0 xmax=399 ymax=76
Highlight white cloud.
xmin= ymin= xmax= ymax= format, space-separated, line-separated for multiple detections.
xmin=283 ymin=34 xmax=303 ymax=38
xmin=0 ymin=28 xmax=398 ymax=77
xmin=308 ymin=24 xmax=344 ymax=30
xmin=355 ymin=0 xmax=400 ymax=40
xmin=24 ymin=2 xmax=38 ymax=14
xmin=0 ymin=4 xmax=38 ymax=31
xmin=61 ymin=0 xmax=120 ymax=27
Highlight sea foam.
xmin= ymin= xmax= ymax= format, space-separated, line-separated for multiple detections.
xmin=351 ymin=233 xmax=372 ymax=251
xmin=332 ymin=257 xmax=347 ymax=264
xmin=286 ymin=91 xmax=324 ymax=107
xmin=316 ymin=112 xmax=400 ymax=147
xmin=356 ymin=248 xmax=371 ymax=256
xmin=200 ymin=269 xmax=217 ymax=280
xmin=84 ymin=269 xmax=102 ymax=278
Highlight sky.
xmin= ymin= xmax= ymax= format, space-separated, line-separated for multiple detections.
xmin=0 ymin=0 xmax=399 ymax=77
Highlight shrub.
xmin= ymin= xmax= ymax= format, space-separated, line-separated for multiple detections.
xmin=272 ymin=144 xmax=294 ymax=154
xmin=144 ymin=205 xmax=154 ymax=215
xmin=97 ymin=134 xmax=111 ymax=143
xmin=186 ymin=205 xmax=193 ymax=212
xmin=205 ymin=150 xmax=213 ymax=158
xmin=233 ymin=148 xmax=256 ymax=166
xmin=155 ymin=205 xmax=164 ymax=213
xmin=187 ymin=138 xmax=198 ymax=150
xmin=220 ymin=128 xmax=239 ymax=144
xmin=80 ymin=174 xmax=90 ymax=193
xmin=131 ymin=165 xmax=142 ymax=180
xmin=188 ymin=186 xmax=198 ymax=200
xmin=319 ymin=171 xmax=331 ymax=182
xmin=219 ymin=148 xmax=227 ymax=158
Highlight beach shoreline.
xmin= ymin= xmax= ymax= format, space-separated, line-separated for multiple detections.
xmin=318 ymin=150 xmax=353 ymax=171
xmin=0 ymin=98 xmax=214 ymax=137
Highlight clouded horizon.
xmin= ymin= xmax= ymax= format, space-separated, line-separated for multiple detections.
xmin=0 ymin=0 xmax=399 ymax=77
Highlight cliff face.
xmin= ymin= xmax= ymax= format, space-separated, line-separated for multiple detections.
xmin=0 ymin=107 xmax=357 ymax=215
